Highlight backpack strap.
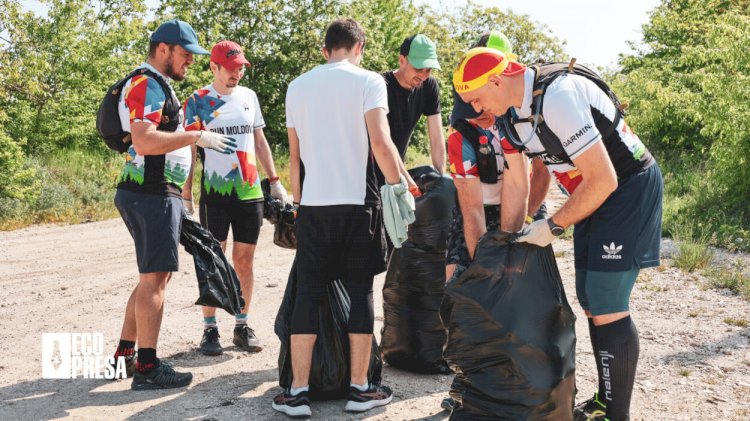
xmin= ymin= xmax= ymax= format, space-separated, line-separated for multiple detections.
xmin=451 ymin=119 xmax=500 ymax=184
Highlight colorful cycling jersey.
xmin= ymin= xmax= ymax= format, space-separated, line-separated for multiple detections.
xmin=116 ymin=63 xmax=191 ymax=197
xmin=448 ymin=121 xmax=505 ymax=205
xmin=184 ymin=85 xmax=266 ymax=203
xmin=502 ymin=68 xmax=653 ymax=195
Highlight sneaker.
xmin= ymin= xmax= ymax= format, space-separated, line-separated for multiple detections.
xmin=233 ymin=325 xmax=263 ymax=352
xmin=108 ymin=353 xmax=136 ymax=379
xmin=200 ymin=327 xmax=223 ymax=356
xmin=573 ymin=393 xmax=607 ymax=420
xmin=440 ymin=396 xmax=455 ymax=412
xmin=131 ymin=360 xmax=192 ymax=390
xmin=272 ymin=388 xmax=312 ymax=418
xmin=345 ymin=383 xmax=393 ymax=412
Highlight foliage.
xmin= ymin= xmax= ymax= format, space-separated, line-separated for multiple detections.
xmin=611 ymin=0 xmax=750 ymax=250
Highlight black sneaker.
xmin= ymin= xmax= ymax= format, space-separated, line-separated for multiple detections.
xmin=200 ymin=327 xmax=223 ymax=356
xmin=345 ymin=383 xmax=393 ymax=412
xmin=440 ymin=396 xmax=456 ymax=412
xmin=573 ymin=393 xmax=608 ymax=420
xmin=108 ymin=353 xmax=136 ymax=379
xmin=131 ymin=360 xmax=192 ymax=390
xmin=233 ymin=325 xmax=262 ymax=352
xmin=272 ymin=388 xmax=312 ymax=418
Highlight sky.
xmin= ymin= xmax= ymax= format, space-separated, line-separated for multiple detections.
xmin=19 ymin=0 xmax=661 ymax=68
xmin=417 ymin=0 xmax=662 ymax=69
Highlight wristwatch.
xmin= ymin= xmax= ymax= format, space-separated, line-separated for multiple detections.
xmin=547 ymin=218 xmax=565 ymax=237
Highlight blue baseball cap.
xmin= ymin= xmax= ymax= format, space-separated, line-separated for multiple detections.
xmin=150 ymin=20 xmax=209 ymax=55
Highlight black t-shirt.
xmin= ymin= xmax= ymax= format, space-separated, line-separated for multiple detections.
xmin=382 ymin=71 xmax=441 ymax=156
xmin=377 ymin=71 xmax=441 ymax=184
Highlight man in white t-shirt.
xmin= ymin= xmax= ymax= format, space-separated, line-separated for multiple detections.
xmin=271 ymin=19 xmax=402 ymax=418
xmin=183 ymin=41 xmax=288 ymax=357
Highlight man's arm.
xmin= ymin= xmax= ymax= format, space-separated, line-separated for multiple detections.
xmin=551 ymin=141 xmax=617 ymax=228
xmin=129 ymin=121 xmax=200 ymax=156
xmin=527 ymin=157 xmax=550 ymax=218
xmin=287 ymin=128 xmax=301 ymax=204
xmin=426 ymin=113 xmax=446 ymax=174
xmin=500 ymin=151 xmax=530 ymax=232
xmin=365 ymin=108 xmax=401 ymax=185
xmin=254 ymin=127 xmax=279 ymax=180
xmin=455 ymin=178 xmax=486 ymax=259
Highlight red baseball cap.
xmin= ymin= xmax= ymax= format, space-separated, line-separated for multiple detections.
xmin=210 ymin=40 xmax=250 ymax=70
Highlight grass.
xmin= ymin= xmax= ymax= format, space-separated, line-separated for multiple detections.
xmin=723 ymin=317 xmax=748 ymax=328
xmin=704 ymin=261 xmax=750 ymax=300
xmin=678 ymin=368 xmax=691 ymax=377
xmin=671 ymin=222 xmax=715 ymax=273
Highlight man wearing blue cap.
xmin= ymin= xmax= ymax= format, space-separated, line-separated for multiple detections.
xmin=109 ymin=19 xmax=236 ymax=391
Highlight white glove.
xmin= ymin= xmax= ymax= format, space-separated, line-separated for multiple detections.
xmin=516 ymin=218 xmax=557 ymax=247
xmin=182 ymin=197 xmax=195 ymax=215
xmin=196 ymin=131 xmax=237 ymax=154
xmin=270 ymin=180 xmax=289 ymax=204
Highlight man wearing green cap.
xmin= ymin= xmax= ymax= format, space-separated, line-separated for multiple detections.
xmin=108 ymin=19 xmax=236 ymax=391
xmin=377 ymin=34 xmax=445 ymax=189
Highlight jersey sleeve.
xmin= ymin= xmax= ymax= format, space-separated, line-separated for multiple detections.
xmin=251 ymin=91 xmax=266 ymax=129
xmin=182 ymin=91 xmax=204 ymax=132
xmin=364 ymin=73 xmax=389 ymax=114
xmin=124 ymin=75 xmax=166 ymax=126
xmin=422 ymin=77 xmax=441 ymax=116
xmin=448 ymin=130 xmax=479 ymax=179
xmin=543 ymin=77 xmax=602 ymax=161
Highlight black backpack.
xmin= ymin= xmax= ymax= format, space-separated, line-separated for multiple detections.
xmin=499 ymin=58 xmax=628 ymax=165
xmin=96 ymin=68 xmax=180 ymax=153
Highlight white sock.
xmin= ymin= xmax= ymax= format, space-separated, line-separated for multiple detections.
xmin=290 ymin=385 xmax=309 ymax=396
xmin=351 ymin=381 xmax=368 ymax=392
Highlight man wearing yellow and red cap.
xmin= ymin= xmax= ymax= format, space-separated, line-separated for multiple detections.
xmin=453 ymin=48 xmax=663 ymax=421
xmin=183 ymin=40 xmax=288 ymax=356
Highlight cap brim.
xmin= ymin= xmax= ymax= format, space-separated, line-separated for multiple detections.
xmin=450 ymin=88 xmax=480 ymax=124
xmin=224 ymin=57 xmax=251 ymax=70
xmin=408 ymin=57 xmax=441 ymax=70
xmin=183 ymin=43 xmax=210 ymax=55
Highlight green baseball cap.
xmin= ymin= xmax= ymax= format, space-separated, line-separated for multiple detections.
xmin=399 ymin=34 xmax=441 ymax=70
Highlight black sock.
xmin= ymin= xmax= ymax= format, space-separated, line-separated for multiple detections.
xmin=114 ymin=340 xmax=136 ymax=359
xmin=587 ymin=318 xmax=605 ymax=400
xmin=136 ymin=348 xmax=157 ymax=373
xmin=596 ymin=316 xmax=639 ymax=421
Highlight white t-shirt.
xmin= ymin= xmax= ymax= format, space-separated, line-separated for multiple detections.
xmin=505 ymin=68 xmax=650 ymax=194
xmin=285 ymin=61 xmax=388 ymax=206
xmin=183 ymin=85 xmax=266 ymax=202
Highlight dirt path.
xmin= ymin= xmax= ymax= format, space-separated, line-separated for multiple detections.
xmin=0 ymin=191 xmax=748 ymax=420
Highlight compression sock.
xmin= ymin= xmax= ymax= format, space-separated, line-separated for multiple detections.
xmin=136 ymin=348 xmax=157 ymax=373
xmin=596 ymin=316 xmax=639 ymax=421
xmin=588 ymin=317 xmax=606 ymax=400
xmin=114 ymin=339 xmax=135 ymax=359
xmin=235 ymin=313 xmax=248 ymax=326
xmin=203 ymin=316 xmax=217 ymax=329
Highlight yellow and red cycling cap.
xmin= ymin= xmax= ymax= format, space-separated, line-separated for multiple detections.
xmin=453 ymin=47 xmax=526 ymax=94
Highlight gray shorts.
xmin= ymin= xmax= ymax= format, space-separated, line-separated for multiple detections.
xmin=114 ymin=188 xmax=183 ymax=273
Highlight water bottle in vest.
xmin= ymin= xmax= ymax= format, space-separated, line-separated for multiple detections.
xmin=476 ymin=135 xmax=496 ymax=182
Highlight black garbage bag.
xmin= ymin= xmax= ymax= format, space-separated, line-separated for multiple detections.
xmin=440 ymin=231 xmax=576 ymax=420
xmin=380 ymin=166 xmax=455 ymax=374
xmin=180 ymin=215 xmax=245 ymax=315
xmin=275 ymin=259 xmax=383 ymax=400
xmin=261 ymin=178 xmax=296 ymax=249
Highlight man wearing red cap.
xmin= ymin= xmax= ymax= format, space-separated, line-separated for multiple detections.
xmin=183 ymin=40 xmax=288 ymax=356
xmin=454 ymin=47 xmax=663 ymax=421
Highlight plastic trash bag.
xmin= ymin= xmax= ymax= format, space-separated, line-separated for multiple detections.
xmin=275 ymin=259 xmax=383 ymax=400
xmin=179 ymin=215 xmax=245 ymax=315
xmin=441 ymin=231 xmax=576 ymax=420
xmin=380 ymin=166 xmax=456 ymax=374
xmin=261 ymin=178 xmax=296 ymax=249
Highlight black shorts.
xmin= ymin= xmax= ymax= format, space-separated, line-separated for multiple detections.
xmin=574 ymin=163 xmax=663 ymax=272
xmin=199 ymin=200 xmax=264 ymax=244
xmin=295 ymin=205 xmax=387 ymax=281
xmin=445 ymin=205 xmax=500 ymax=267
xmin=114 ymin=189 xmax=182 ymax=274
